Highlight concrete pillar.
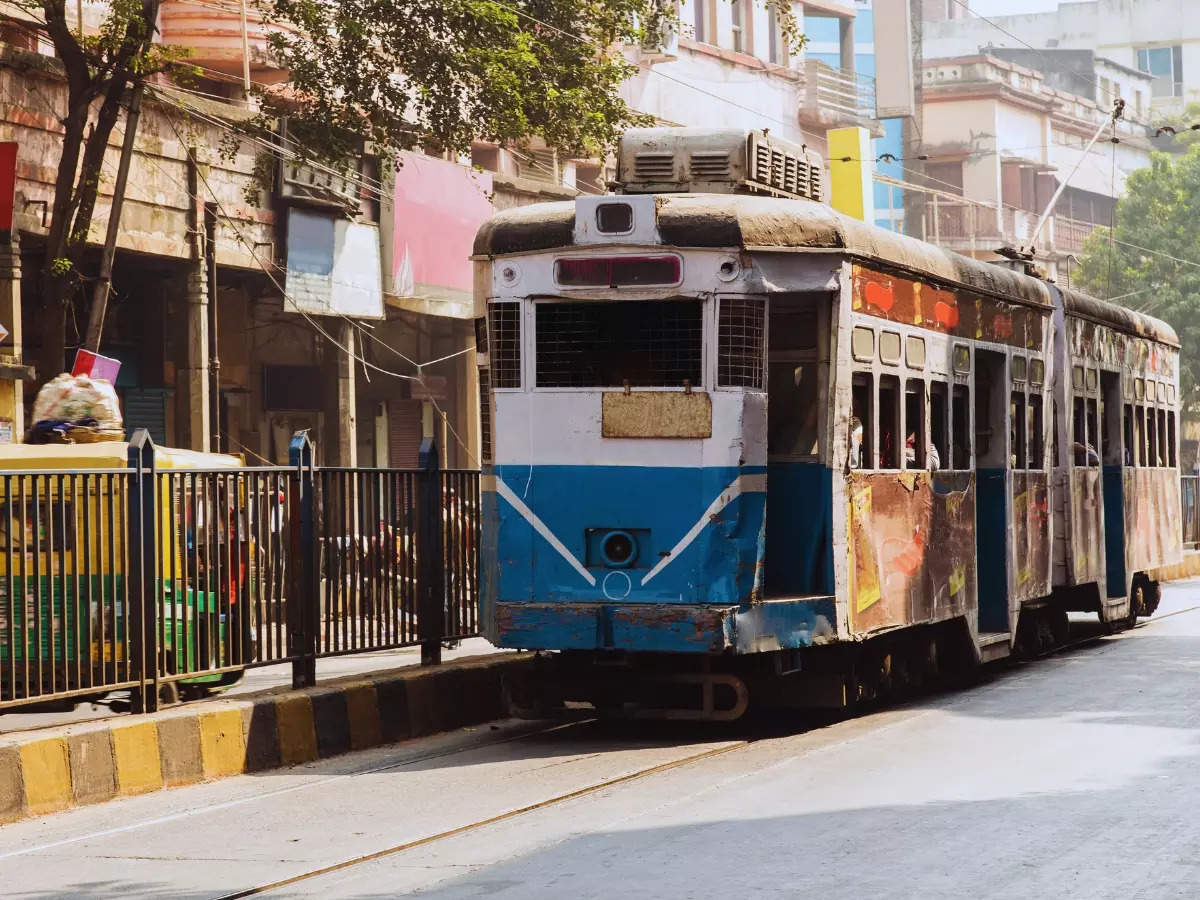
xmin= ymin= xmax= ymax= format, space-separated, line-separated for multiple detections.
xmin=839 ymin=17 xmax=855 ymax=74
xmin=0 ymin=235 xmax=24 ymax=441
xmin=828 ymin=127 xmax=876 ymax=224
xmin=336 ymin=320 xmax=357 ymax=466
xmin=179 ymin=259 xmax=210 ymax=451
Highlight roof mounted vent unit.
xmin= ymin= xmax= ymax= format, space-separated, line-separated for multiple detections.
xmin=616 ymin=127 xmax=824 ymax=202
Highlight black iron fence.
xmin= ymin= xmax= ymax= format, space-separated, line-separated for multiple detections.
xmin=0 ymin=430 xmax=479 ymax=714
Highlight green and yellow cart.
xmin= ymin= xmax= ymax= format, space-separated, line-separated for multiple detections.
xmin=0 ymin=441 xmax=253 ymax=709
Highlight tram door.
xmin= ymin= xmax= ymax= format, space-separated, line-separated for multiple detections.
xmin=764 ymin=295 xmax=831 ymax=597
xmin=1101 ymin=371 xmax=1127 ymax=596
xmin=974 ymin=349 xmax=1010 ymax=633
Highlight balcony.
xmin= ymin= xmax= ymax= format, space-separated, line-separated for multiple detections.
xmin=800 ymin=59 xmax=879 ymax=131
xmin=159 ymin=0 xmax=298 ymax=83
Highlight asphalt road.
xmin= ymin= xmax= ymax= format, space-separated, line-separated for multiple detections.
xmin=4 ymin=581 xmax=1200 ymax=899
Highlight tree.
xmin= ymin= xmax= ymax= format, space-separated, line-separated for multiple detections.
xmin=20 ymin=0 xmax=799 ymax=381
xmin=250 ymin=0 xmax=799 ymax=167
xmin=16 ymin=0 xmax=187 ymax=380
xmin=1073 ymin=147 xmax=1200 ymax=411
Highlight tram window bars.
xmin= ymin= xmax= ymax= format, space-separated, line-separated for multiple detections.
xmin=718 ymin=297 xmax=765 ymax=389
xmin=488 ymin=302 xmax=521 ymax=389
xmin=535 ymin=299 xmax=702 ymax=388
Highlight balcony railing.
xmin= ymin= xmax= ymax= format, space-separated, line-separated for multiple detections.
xmin=802 ymin=59 xmax=877 ymax=125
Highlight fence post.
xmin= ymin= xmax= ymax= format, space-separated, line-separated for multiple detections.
xmin=288 ymin=431 xmax=317 ymax=689
xmin=418 ymin=437 xmax=444 ymax=666
xmin=127 ymin=429 xmax=159 ymax=714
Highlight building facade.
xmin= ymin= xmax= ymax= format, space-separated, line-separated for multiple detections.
xmin=925 ymin=0 xmax=1200 ymax=119
xmin=910 ymin=53 xmax=1154 ymax=280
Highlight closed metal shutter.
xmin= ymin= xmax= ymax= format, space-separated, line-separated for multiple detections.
xmin=122 ymin=388 xmax=169 ymax=445
xmin=388 ymin=400 xmax=423 ymax=468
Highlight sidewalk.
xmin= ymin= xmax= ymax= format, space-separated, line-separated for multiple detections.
xmin=0 ymin=638 xmax=505 ymax=733
xmin=0 ymin=645 xmax=529 ymax=823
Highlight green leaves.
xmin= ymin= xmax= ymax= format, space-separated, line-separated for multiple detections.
xmin=249 ymin=0 xmax=797 ymax=168
xmin=1075 ymin=145 xmax=1200 ymax=411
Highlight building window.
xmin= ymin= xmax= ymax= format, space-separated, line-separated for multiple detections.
xmin=1137 ymin=45 xmax=1183 ymax=98
xmin=693 ymin=0 xmax=707 ymax=44
xmin=730 ymin=0 xmax=748 ymax=54
xmin=767 ymin=4 xmax=779 ymax=64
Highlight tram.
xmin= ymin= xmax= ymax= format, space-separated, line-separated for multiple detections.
xmin=472 ymin=127 xmax=1181 ymax=718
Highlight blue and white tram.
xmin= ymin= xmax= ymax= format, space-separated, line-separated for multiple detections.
xmin=471 ymin=128 xmax=1181 ymax=717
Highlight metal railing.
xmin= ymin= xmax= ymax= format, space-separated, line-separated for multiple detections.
xmin=803 ymin=59 xmax=877 ymax=124
xmin=0 ymin=430 xmax=480 ymax=714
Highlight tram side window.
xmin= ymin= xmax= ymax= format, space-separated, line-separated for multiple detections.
xmin=930 ymin=381 xmax=949 ymax=470
xmin=952 ymin=385 xmax=971 ymax=470
xmin=1123 ymin=404 xmax=1135 ymax=467
xmin=1072 ymin=397 xmax=1087 ymax=467
xmin=1147 ymin=406 xmax=1159 ymax=467
xmin=1158 ymin=408 xmax=1168 ymax=468
xmin=1169 ymin=411 xmax=1178 ymax=467
xmin=1029 ymin=394 xmax=1044 ymax=470
xmin=1010 ymin=391 xmax=1027 ymax=469
xmin=905 ymin=380 xmax=929 ymax=470
xmin=1135 ymin=406 xmax=1147 ymax=466
xmin=879 ymin=375 xmax=901 ymax=470
xmin=850 ymin=373 xmax=873 ymax=470
xmin=1085 ymin=398 xmax=1099 ymax=467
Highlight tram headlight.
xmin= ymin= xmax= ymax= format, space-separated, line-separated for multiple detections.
xmin=601 ymin=530 xmax=637 ymax=568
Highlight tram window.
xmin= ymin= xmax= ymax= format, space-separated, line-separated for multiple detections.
xmin=1030 ymin=359 xmax=1045 ymax=387
xmin=906 ymin=336 xmax=926 ymax=369
xmin=1147 ymin=406 xmax=1159 ymax=467
xmin=1086 ymin=369 xmax=1098 ymax=393
xmin=1072 ymin=397 xmax=1087 ymax=466
xmin=905 ymin=380 xmax=929 ymax=470
xmin=1157 ymin=381 xmax=1168 ymax=404
xmin=1135 ymin=406 xmax=1147 ymax=466
xmin=879 ymin=375 xmax=901 ymax=469
xmin=1169 ymin=411 xmax=1178 ymax=467
xmin=1029 ymin=394 xmax=1044 ymax=470
xmin=850 ymin=373 xmax=873 ymax=470
xmin=880 ymin=331 xmax=902 ymax=366
xmin=1158 ymin=409 xmax=1168 ymax=468
xmin=1085 ymin=399 xmax=1099 ymax=467
xmin=1011 ymin=356 xmax=1027 ymax=383
xmin=952 ymin=385 xmax=971 ymax=469
xmin=1123 ymin=404 xmax=1135 ymax=467
xmin=535 ymin=300 xmax=701 ymax=388
xmin=1135 ymin=378 xmax=1145 ymax=401
xmin=718 ymin=297 xmax=766 ymax=389
xmin=1011 ymin=391 xmax=1027 ymax=469
xmin=930 ymin=381 xmax=949 ymax=470
xmin=1072 ymin=366 xmax=1084 ymax=392
xmin=768 ymin=363 xmax=819 ymax=458
xmin=851 ymin=327 xmax=874 ymax=362
xmin=489 ymin=302 xmax=522 ymax=389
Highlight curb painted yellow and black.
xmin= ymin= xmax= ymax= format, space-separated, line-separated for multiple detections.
xmin=0 ymin=653 xmax=531 ymax=824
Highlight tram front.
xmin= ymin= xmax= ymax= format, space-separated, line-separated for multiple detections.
xmin=473 ymin=188 xmax=770 ymax=660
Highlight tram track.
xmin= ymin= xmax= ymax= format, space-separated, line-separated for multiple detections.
xmin=214 ymin=737 xmax=754 ymax=899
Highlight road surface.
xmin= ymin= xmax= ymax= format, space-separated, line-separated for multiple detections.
xmin=4 ymin=581 xmax=1200 ymax=899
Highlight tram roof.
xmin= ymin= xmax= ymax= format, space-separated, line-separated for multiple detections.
xmin=474 ymin=193 xmax=1178 ymax=347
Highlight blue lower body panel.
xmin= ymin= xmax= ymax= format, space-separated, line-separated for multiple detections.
xmin=493 ymin=596 xmax=837 ymax=655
